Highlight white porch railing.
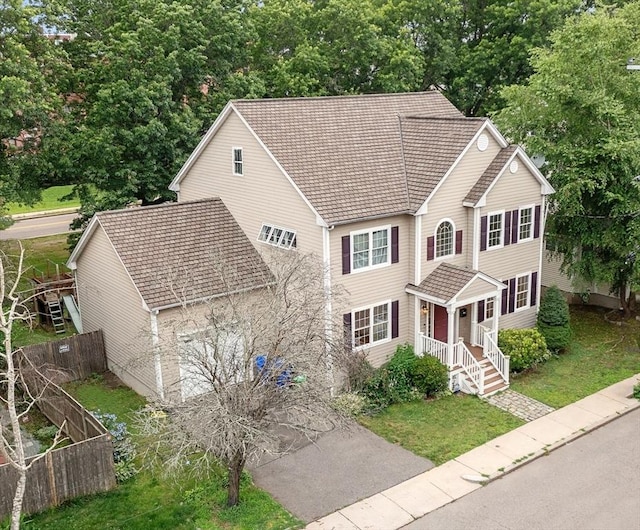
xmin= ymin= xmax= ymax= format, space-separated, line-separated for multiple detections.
xmin=455 ymin=340 xmax=484 ymax=395
xmin=478 ymin=326 xmax=510 ymax=384
xmin=420 ymin=334 xmax=449 ymax=366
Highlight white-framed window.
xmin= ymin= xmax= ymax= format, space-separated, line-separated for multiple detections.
xmin=353 ymin=301 xmax=391 ymax=347
xmin=485 ymin=297 xmax=495 ymax=319
xmin=232 ymin=147 xmax=243 ymax=176
xmin=515 ymin=273 xmax=530 ymax=311
xmin=488 ymin=211 xmax=504 ymax=249
xmin=519 ymin=206 xmax=534 ymax=242
xmin=257 ymin=223 xmax=297 ymax=249
xmin=435 ymin=220 xmax=454 ymax=258
xmin=351 ymin=225 xmax=390 ymax=272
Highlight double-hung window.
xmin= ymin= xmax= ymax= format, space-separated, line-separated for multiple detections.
xmin=232 ymin=147 xmax=243 ymax=176
xmin=519 ymin=206 xmax=533 ymax=242
xmin=352 ymin=226 xmax=390 ymax=271
xmin=353 ymin=302 xmax=390 ymax=346
xmin=488 ymin=212 xmax=503 ymax=248
xmin=515 ymin=273 xmax=530 ymax=310
xmin=485 ymin=298 xmax=495 ymax=319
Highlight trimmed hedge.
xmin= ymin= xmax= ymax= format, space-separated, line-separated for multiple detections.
xmin=498 ymin=328 xmax=550 ymax=373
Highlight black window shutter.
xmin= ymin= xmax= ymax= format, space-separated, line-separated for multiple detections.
xmin=502 ymin=280 xmax=509 ymax=315
xmin=512 ymin=210 xmax=519 ymax=243
xmin=343 ymin=313 xmax=352 ymax=350
xmin=534 ymin=205 xmax=541 ymax=239
xmin=478 ymin=299 xmax=485 ymax=323
xmin=391 ymin=226 xmax=399 ymax=264
xmin=509 ymin=278 xmax=516 ymax=313
xmin=480 ymin=215 xmax=488 ymax=251
xmin=427 ymin=236 xmax=435 ymax=261
xmin=342 ymin=235 xmax=351 ymax=275
xmin=504 ymin=212 xmax=511 ymax=246
xmin=531 ymin=271 xmax=538 ymax=306
xmin=455 ymin=230 xmax=463 ymax=254
xmin=391 ymin=300 xmax=399 ymax=339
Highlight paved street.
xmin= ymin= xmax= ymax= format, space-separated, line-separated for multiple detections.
xmin=402 ymin=409 xmax=640 ymax=530
xmin=0 ymin=213 xmax=78 ymax=240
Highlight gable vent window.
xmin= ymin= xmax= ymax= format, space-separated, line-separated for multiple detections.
xmin=232 ymin=147 xmax=243 ymax=176
xmin=258 ymin=223 xmax=297 ymax=249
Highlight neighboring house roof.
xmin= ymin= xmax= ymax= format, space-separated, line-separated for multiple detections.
xmin=406 ymin=263 xmax=505 ymax=304
xmin=68 ymin=198 xmax=272 ymax=311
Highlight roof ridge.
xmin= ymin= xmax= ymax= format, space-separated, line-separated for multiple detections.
xmin=232 ymin=91 xmax=442 ymax=104
xmin=401 ymin=116 xmax=487 ymax=122
xmin=97 ymin=197 xmax=219 ymax=217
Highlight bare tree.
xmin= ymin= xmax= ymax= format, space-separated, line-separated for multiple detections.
xmin=137 ymin=249 xmax=348 ymax=507
xmin=0 ymin=244 xmax=66 ymax=530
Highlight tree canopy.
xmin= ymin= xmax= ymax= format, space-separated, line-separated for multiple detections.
xmin=495 ymin=1 xmax=640 ymax=314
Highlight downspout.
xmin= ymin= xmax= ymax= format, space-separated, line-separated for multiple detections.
xmin=150 ymin=310 xmax=165 ymax=401
xmin=414 ymin=215 xmax=422 ymax=352
xmin=537 ymin=195 xmax=547 ymax=308
xmin=472 ymin=207 xmax=480 ymax=270
xmin=322 ymin=225 xmax=335 ymax=395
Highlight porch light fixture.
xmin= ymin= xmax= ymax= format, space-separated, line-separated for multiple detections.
xmin=421 ymin=303 xmax=429 ymax=315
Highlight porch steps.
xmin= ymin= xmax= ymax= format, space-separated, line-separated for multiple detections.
xmin=461 ymin=346 xmax=508 ymax=397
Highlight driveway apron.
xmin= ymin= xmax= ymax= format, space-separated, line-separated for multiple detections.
xmin=248 ymin=423 xmax=434 ymax=523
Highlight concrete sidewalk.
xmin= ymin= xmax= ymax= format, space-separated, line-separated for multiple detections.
xmin=307 ymin=374 xmax=640 ymax=530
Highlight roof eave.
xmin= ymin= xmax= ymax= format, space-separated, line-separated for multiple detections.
xmin=67 ymin=215 xmax=100 ymax=269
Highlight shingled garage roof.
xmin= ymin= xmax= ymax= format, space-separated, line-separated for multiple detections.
xmin=233 ymin=92 xmax=465 ymax=225
xmin=464 ymin=145 xmax=517 ymax=205
xmin=407 ymin=262 xmax=495 ymax=304
xmin=95 ymin=199 xmax=272 ymax=310
xmin=400 ymin=116 xmax=486 ymax=211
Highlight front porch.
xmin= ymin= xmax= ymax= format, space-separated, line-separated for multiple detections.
xmin=407 ymin=263 xmax=510 ymax=397
xmin=419 ymin=329 xmax=509 ymax=396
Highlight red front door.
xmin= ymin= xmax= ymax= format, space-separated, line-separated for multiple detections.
xmin=433 ymin=305 xmax=448 ymax=342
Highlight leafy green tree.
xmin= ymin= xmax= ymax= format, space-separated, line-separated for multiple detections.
xmin=496 ymin=2 xmax=640 ymax=316
xmin=44 ymin=0 xmax=261 ymax=233
xmin=249 ymin=0 xmax=423 ymax=97
xmin=537 ymin=286 xmax=571 ymax=352
xmin=0 ymin=0 xmax=67 ymax=209
xmin=443 ymin=0 xmax=584 ymax=116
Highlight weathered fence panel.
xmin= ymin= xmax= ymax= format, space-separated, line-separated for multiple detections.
xmin=20 ymin=330 xmax=106 ymax=383
xmin=0 ymin=331 xmax=117 ymax=521
xmin=0 ymin=435 xmax=116 ymax=519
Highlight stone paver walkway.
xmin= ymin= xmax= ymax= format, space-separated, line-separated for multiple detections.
xmin=485 ymin=389 xmax=555 ymax=421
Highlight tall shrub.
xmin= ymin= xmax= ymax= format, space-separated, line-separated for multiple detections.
xmin=537 ymin=286 xmax=571 ymax=352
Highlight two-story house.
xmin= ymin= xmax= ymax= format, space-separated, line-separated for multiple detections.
xmin=168 ymin=92 xmax=554 ymax=396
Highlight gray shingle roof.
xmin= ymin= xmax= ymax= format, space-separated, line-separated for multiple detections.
xmin=96 ymin=198 xmax=272 ymax=310
xmin=407 ymin=263 xmax=479 ymax=303
xmin=464 ymin=145 xmax=517 ymax=205
xmin=233 ymin=92 xmax=466 ymax=225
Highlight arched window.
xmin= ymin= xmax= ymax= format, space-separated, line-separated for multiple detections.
xmin=436 ymin=221 xmax=454 ymax=258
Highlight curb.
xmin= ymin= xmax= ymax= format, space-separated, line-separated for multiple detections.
xmin=484 ymin=398 xmax=640 ymax=484
xmin=11 ymin=208 xmax=79 ymax=220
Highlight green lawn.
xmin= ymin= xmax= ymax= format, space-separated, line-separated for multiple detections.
xmin=510 ymin=306 xmax=640 ymax=407
xmin=362 ymin=306 xmax=640 ymax=466
xmin=15 ymin=377 xmax=303 ymax=530
xmin=1 ymin=233 xmax=70 ymax=278
xmin=360 ymin=394 xmax=524 ymax=466
xmin=5 ymin=186 xmax=80 ymax=215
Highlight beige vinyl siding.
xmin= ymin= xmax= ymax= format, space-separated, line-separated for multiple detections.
xmin=478 ymin=164 xmax=543 ymax=280
xmin=421 ymin=133 xmax=502 ymax=273
xmin=331 ymin=215 xmax=411 ymax=367
xmin=499 ymin=306 xmax=537 ymax=329
xmin=542 ymin=252 xmax=574 ymax=292
xmin=177 ymin=111 xmax=323 ymax=256
xmin=75 ymin=226 xmax=155 ymax=397
xmin=457 ymin=277 xmax=498 ymax=302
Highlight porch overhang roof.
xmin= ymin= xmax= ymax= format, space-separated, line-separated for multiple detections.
xmin=406 ymin=262 xmax=505 ymax=307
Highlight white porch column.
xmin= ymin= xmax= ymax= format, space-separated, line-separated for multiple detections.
xmin=471 ymin=301 xmax=478 ymax=346
xmin=447 ymin=305 xmax=456 ymax=366
xmin=493 ymin=290 xmax=500 ymax=335
xmin=414 ymin=295 xmax=421 ymax=354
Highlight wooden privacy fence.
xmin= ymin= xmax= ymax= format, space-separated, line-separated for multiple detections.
xmin=0 ymin=331 xmax=116 ymax=520
xmin=20 ymin=330 xmax=107 ymax=384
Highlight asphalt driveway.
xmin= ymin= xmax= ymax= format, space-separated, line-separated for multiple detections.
xmin=248 ymin=423 xmax=434 ymax=523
